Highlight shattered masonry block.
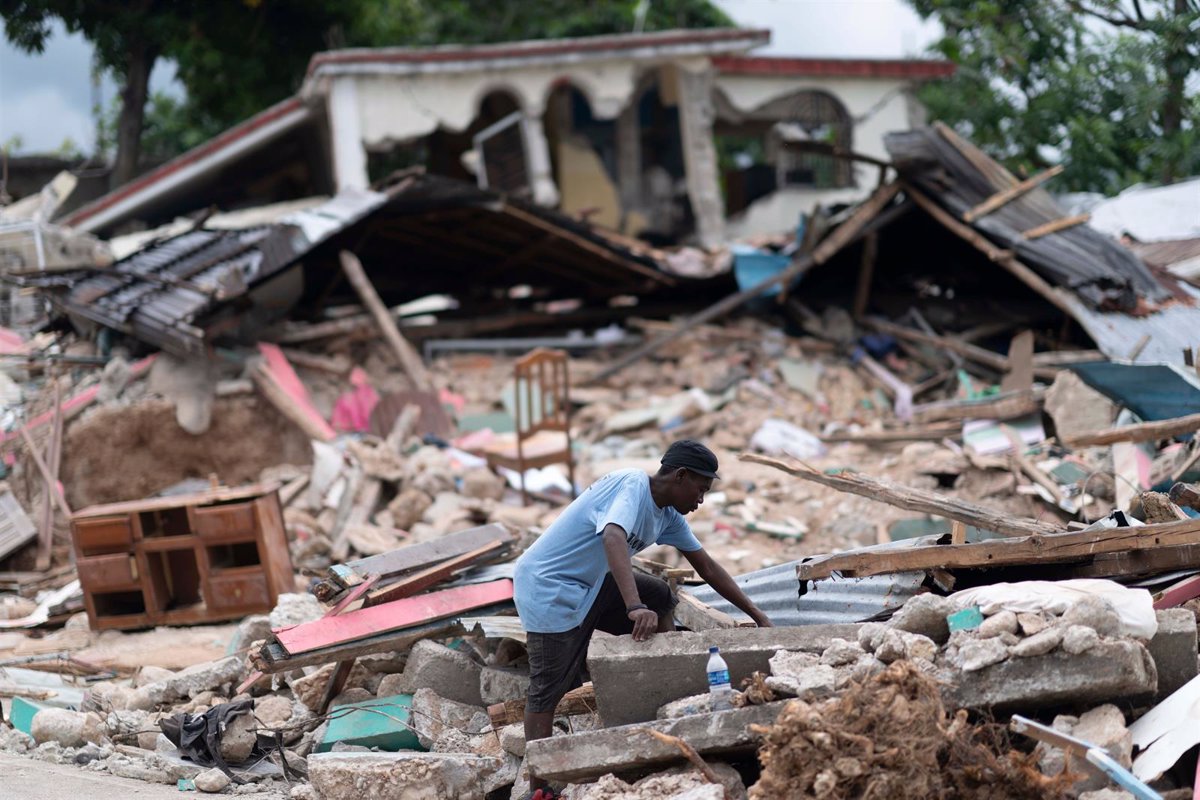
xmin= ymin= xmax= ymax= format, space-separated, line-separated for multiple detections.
xmin=394 ymin=640 xmax=484 ymax=706
xmin=1148 ymin=608 xmax=1199 ymax=701
xmin=308 ymin=752 xmax=503 ymax=800
xmin=889 ymin=593 xmax=955 ymax=643
xmin=588 ymin=625 xmax=860 ymax=727
xmin=479 ymin=665 xmax=531 ymax=705
xmin=941 ymin=639 xmax=1156 ymax=712
xmin=526 ymin=702 xmax=787 ymax=784
xmin=317 ymin=694 xmax=423 ymax=753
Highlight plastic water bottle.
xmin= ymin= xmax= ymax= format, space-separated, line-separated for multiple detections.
xmin=706 ymin=646 xmax=733 ymax=711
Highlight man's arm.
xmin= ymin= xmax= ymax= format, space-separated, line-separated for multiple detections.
xmin=601 ymin=523 xmax=659 ymax=641
xmin=680 ymin=547 xmax=773 ymax=627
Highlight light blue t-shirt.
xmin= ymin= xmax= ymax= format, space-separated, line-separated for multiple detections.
xmin=513 ymin=469 xmax=703 ymax=634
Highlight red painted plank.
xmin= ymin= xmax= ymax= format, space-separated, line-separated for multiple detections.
xmin=257 ymin=343 xmax=336 ymax=441
xmin=1153 ymin=574 xmax=1200 ymax=609
xmin=273 ymin=579 xmax=513 ymax=655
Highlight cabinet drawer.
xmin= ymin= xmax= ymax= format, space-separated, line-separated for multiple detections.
xmin=77 ymin=553 xmax=137 ymax=589
xmin=75 ymin=517 xmax=134 ymax=555
xmin=206 ymin=571 xmax=270 ymax=611
xmin=192 ymin=503 xmax=257 ymax=540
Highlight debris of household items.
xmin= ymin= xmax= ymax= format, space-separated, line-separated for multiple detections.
xmin=70 ymin=483 xmax=294 ymax=630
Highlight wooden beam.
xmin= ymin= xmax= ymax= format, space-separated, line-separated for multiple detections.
xmin=1022 ymin=212 xmax=1090 ymax=240
xmin=739 ymin=453 xmax=1062 ymax=539
xmin=963 ymin=164 xmax=1064 ymax=222
xmin=584 ymin=183 xmax=904 ymax=385
xmin=325 ymin=523 xmax=516 ymax=592
xmin=852 ymin=232 xmax=878 ymax=319
xmin=18 ymin=426 xmax=71 ymax=520
xmin=256 ymin=614 xmax=477 ymax=673
xmin=903 ymin=184 xmax=1079 ymax=319
xmin=339 ymin=250 xmax=431 ymax=391
xmin=673 ymin=592 xmax=737 ymax=632
xmin=252 ymin=365 xmax=336 ymax=442
xmin=365 ymin=541 xmax=506 ymax=606
xmin=1064 ymin=411 xmax=1200 ymax=448
xmin=913 ymin=388 xmax=1043 ymax=424
xmin=796 ymin=516 xmax=1200 ymax=581
xmin=36 ymin=379 xmax=64 ymax=571
xmin=865 ymin=317 xmax=1061 ymax=381
xmin=819 ymin=424 xmax=962 ymax=444
xmin=950 ymin=520 xmax=967 ymax=545
xmin=487 ymin=682 xmax=597 ymax=729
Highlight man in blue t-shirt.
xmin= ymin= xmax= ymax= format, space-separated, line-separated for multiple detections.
xmin=513 ymin=440 xmax=771 ymax=800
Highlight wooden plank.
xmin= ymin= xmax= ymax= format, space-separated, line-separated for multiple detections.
xmin=673 ymin=592 xmax=737 ymax=632
xmin=819 ymin=424 xmax=962 ymax=444
xmin=280 ymin=348 xmax=352 ymax=376
xmin=852 ymin=231 xmax=878 ymax=319
xmin=950 ymin=520 xmax=967 ymax=545
xmin=740 ymin=453 xmax=1062 ymax=538
xmin=273 ymin=579 xmax=514 ymax=656
xmin=913 ymin=388 xmax=1042 ymax=425
xmin=796 ymin=516 xmax=1200 ymax=581
xmin=1064 ymin=412 xmax=1200 ymax=448
xmin=317 ymin=659 xmax=356 ymax=715
xmin=584 ymin=182 xmax=903 ymax=385
xmin=1022 ymin=213 xmax=1091 ymax=240
xmin=330 ymin=523 xmax=516 ymax=588
xmin=365 ymin=541 xmax=506 ymax=606
xmin=326 ymin=574 xmax=379 ymax=617
xmin=36 ymin=379 xmax=64 ymax=570
xmin=488 ymin=682 xmax=596 ymax=729
xmin=18 ymin=426 xmax=71 ymax=520
xmin=339 ymin=250 xmax=431 ymax=391
xmin=257 ymin=615 xmax=477 ymax=673
xmin=252 ymin=363 xmax=336 ymax=442
xmin=1001 ymin=330 xmax=1035 ymax=393
xmin=962 ymin=164 xmax=1064 ymax=222
xmin=1152 ymin=575 xmax=1200 ymax=610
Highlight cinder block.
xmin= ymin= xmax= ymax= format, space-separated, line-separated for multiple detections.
xmin=480 ymin=666 xmax=531 ymax=705
xmin=392 ymin=640 xmax=484 ymax=706
xmin=586 ymin=625 xmax=861 ymax=726
xmin=1148 ymin=608 xmax=1198 ymax=700
xmin=316 ymin=694 xmax=423 ymax=753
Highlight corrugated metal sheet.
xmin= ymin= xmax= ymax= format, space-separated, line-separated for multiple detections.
xmin=1069 ymin=360 xmax=1200 ymax=422
xmin=1066 ymin=281 xmax=1200 ymax=365
xmin=685 ymin=553 xmax=925 ymax=626
xmin=56 ymin=189 xmax=389 ymax=357
xmin=885 ymin=126 xmax=1169 ymax=310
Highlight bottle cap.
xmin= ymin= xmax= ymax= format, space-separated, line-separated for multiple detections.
xmin=708 ymin=646 xmax=718 ymax=653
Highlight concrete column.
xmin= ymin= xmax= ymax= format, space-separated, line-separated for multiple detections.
xmin=674 ymin=66 xmax=725 ymax=247
xmin=328 ymin=78 xmax=369 ymax=192
xmin=615 ymin=99 xmax=642 ymax=221
xmin=522 ymin=114 xmax=560 ymax=207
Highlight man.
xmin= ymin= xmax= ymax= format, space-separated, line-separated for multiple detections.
xmin=513 ymin=440 xmax=772 ymax=800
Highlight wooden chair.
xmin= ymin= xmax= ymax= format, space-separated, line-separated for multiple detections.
xmin=485 ymin=348 xmax=576 ymax=505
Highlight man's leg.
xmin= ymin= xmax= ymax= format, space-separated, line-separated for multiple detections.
xmin=592 ymin=572 xmax=678 ymax=636
xmin=523 ymin=628 xmax=592 ymax=797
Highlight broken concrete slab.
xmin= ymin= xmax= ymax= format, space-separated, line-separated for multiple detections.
xmin=526 ymin=702 xmax=786 ymax=784
xmin=308 ymin=752 xmax=503 ymax=800
xmin=127 ymin=656 xmax=243 ymax=710
xmin=939 ymin=639 xmax=1157 ymax=712
xmin=480 ymin=665 xmax=531 ymax=705
xmin=410 ymin=688 xmax=490 ymax=751
xmin=390 ymin=639 xmax=483 ymax=706
xmin=1148 ymin=608 xmax=1198 ymax=700
xmin=30 ymin=709 xmax=105 ymax=748
xmin=587 ymin=626 xmax=859 ymax=726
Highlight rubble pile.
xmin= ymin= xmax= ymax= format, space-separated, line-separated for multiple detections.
xmin=1 ymin=125 xmax=1199 ymax=799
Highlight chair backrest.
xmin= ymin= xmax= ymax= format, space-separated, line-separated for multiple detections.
xmin=513 ymin=348 xmax=570 ymax=438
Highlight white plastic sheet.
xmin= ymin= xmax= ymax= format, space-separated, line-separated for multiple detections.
xmin=950 ymin=578 xmax=1157 ymax=639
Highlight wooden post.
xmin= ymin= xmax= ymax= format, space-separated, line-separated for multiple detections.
xmin=963 ymin=164 xmax=1064 ymax=222
xmin=950 ymin=521 xmax=968 ymax=545
xmin=339 ymin=250 xmax=432 ymax=391
xmin=35 ymin=378 xmax=64 ymax=570
xmin=852 ymin=232 xmax=878 ymax=320
xmin=18 ymin=426 xmax=71 ymax=521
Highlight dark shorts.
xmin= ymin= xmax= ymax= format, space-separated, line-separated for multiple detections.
xmin=525 ymin=572 xmax=676 ymax=713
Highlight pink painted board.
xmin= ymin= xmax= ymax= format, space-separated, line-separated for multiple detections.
xmin=273 ymin=578 xmax=513 ymax=655
xmin=1153 ymin=574 xmax=1200 ymax=610
xmin=257 ymin=342 xmax=336 ymax=440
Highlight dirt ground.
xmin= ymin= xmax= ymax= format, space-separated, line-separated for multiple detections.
xmin=0 ymin=752 xmax=194 ymax=800
xmin=57 ymin=395 xmax=312 ymax=508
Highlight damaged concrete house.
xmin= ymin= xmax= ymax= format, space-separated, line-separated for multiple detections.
xmin=56 ymin=28 xmax=952 ymax=247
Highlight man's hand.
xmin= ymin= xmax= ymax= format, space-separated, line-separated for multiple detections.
xmin=752 ymin=612 xmax=774 ymax=628
xmin=628 ymin=607 xmax=659 ymax=642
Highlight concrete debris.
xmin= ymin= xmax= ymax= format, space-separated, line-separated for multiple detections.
xmin=128 ymin=656 xmax=244 ymax=710
xmin=888 ymin=593 xmax=955 ymax=644
xmin=409 ymin=687 xmax=490 ymax=751
xmin=195 ymin=766 xmax=233 ymax=792
xmin=308 ymin=752 xmax=503 ymax=800
xmin=978 ymin=610 xmax=1019 ymax=639
xmin=30 ymin=709 xmax=106 ymax=748
xmin=1062 ymin=624 xmax=1101 ymax=654
xmin=394 ymin=640 xmax=484 ymax=706
xmin=269 ymin=593 xmax=326 ymax=629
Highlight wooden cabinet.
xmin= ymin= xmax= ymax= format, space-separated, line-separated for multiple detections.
xmin=70 ymin=485 xmax=294 ymax=631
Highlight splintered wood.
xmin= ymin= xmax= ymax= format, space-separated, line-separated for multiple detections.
xmin=739 ymin=453 xmax=1061 ymax=539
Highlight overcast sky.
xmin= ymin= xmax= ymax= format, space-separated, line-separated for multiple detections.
xmin=0 ymin=0 xmax=940 ymax=155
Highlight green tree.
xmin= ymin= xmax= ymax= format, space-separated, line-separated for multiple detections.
xmin=0 ymin=0 xmax=362 ymax=188
xmin=907 ymin=0 xmax=1200 ymax=192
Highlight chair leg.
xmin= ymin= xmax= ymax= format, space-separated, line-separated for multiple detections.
xmin=519 ymin=463 xmax=529 ymax=507
xmin=567 ymin=456 xmax=577 ymax=500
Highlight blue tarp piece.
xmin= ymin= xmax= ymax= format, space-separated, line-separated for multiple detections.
xmin=1070 ymin=362 xmax=1200 ymax=422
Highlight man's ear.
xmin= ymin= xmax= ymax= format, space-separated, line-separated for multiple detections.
xmin=674 ymin=468 xmax=688 ymax=482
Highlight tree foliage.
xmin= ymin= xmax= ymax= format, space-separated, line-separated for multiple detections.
xmin=907 ymin=0 xmax=1200 ymax=192
xmin=2 ymin=0 xmax=732 ymax=183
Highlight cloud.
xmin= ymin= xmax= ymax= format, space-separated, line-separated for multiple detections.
xmin=0 ymin=85 xmax=94 ymax=153
xmin=713 ymin=0 xmax=942 ymax=58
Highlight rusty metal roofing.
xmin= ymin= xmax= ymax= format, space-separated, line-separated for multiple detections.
xmin=885 ymin=125 xmax=1170 ymax=310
